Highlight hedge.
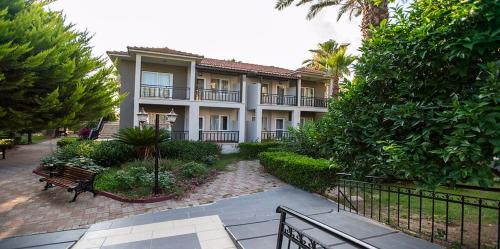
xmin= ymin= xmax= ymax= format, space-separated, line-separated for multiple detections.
xmin=259 ymin=151 xmax=340 ymax=192
xmin=90 ymin=140 xmax=135 ymax=167
xmin=238 ymin=141 xmax=281 ymax=159
xmin=56 ymin=137 xmax=79 ymax=148
xmin=159 ymin=140 xmax=219 ymax=163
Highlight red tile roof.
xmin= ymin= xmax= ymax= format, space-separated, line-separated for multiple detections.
xmin=199 ymin=58 xmax=297 ymax=78
xmin=107 ymin=47 xmax=330 ymax=79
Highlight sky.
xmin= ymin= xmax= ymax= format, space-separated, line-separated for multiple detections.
xmin=48 ymin=0 xmax=363 ymax=70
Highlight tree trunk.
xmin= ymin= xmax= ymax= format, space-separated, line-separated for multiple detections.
xmin=332 ymin=75 xmax=340 ymax=98
xmin=27 ymin=131 xmax=32 ymax=144
xmin=361 ymin=0 xmax=389 ymax=39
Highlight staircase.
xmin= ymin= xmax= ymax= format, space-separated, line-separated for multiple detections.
xmin=97 ymin=121 xmax=119 ymax=140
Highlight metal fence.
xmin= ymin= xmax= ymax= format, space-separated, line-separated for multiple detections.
xmin=276 ymin=205 xmax=379 ymax=249
xmin=195 ymin=89 xmax=241 ymax=102
xmin=334 ymin=174 xmax=500 ymax=249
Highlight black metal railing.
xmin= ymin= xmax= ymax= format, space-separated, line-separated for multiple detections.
xmin=261 ymin=94 xmax=297 ymax=106
xmin=334 ymin=174 xmax=500 ymax=249
xmin=199 ymin=131 xmax=239 ymax=142
xmin=88 ymin=117 xmax=105 ymax=139
xmin=301 ymin=97 xmax=329 ymax=108
xmin=195 ymin=89 xmax=241 ymax=102
xmin=276 ymin=206 xmax=378 ymax=249
xmin=140 ymin=85 xmax=190 ymax=100
xmin=170 ymin=131 xmax=189 ymax=141
xmin=261 ymin=131 xmax=291 ymax=141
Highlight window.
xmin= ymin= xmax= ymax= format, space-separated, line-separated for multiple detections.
xmin=199 ymin=117 xmax=204 ymax=131
xmin=196 ymin=78 xmax=205 ymax=90
xmin=209 ymin=115 xmax=229 ymax=130
xmin=262 ymin=117 xmax=269 ymax=131
xmin=275 ymin=119 xmax=284 ymax=131
xmin=251 ymin=116 xmax=256 ymax=122
xmin=261 ymin=84 xmax=269 ymax=94
xmin=301 ymin=87 xmax=314 ymax=98
xmin=209 ymin=79 xmax=229 ymax=91
xmin=142 ymin=71 xmax=173 ymax=87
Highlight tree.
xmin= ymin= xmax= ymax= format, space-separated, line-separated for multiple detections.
xmin=275 ymin=0 xmax=389 ymax=39
xmin=0 ymin=0 xmax=122 ymax=136
xmin=318 ymin=0 xmax=500 ymax=188
xmin=303 ymin=40 xmax=356 ymax=95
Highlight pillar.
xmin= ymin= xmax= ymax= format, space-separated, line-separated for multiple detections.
xmin=188 ymin=104 xmax=199 ymax=141
xmin=238 ymin=106 xmax=245 ymax=143
xmin=189 ymin=60 xmax=196 ymax=101
xmin=133 ymin=54 xmax=142 ymax=127
xmin=241 ymin=74 xmax=247 ymax=104
xmin=328 ymin=78 xmax=334 ymax=97
xmin=297 ymin=78 xmax=302 ymax=106
xmin=292 ymin=110 xmax=300 ymax=128
xmin=255 ymin=107 xmax=262 ymax=142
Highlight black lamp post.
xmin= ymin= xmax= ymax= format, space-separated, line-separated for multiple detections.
xmin=153 ymin=109 xmax=177 ymax=195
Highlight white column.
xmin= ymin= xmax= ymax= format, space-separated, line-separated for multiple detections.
xmin=328 ymin=78 xmax=334 ymax=97
xmin=255 ymin=107 xmax=262 ymax=142
xmin=241 ymin=74 xmax=247 ymax=104
xmin=238 ymin=106 xmax=245 ymax=143
xmin=188 ymin=104 xmax=199 ymax=140
xmin=133 ymin=54 xmax=142 ymax=127
xmin=297 ymin=78 xmax=302 ymax=106
xmin=292 ymin=110 xmax=300 ymax=128
xmin=189 ymin=60 xmax=196 ymax=101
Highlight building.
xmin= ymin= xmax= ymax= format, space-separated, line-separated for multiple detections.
xmin=107 ymin=46 xmax=335 ymax=144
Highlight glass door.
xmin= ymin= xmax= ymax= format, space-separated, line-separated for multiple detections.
xmin=277 ymin=85 xmax=285 ymax=105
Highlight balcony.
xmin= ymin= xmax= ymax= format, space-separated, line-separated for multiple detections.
xmin=260 ymin=94 xmax=297 ymax=106
xmin=199 ymin=131 xmax=239 ymax=143
xmin=261 ymin=131 xmax=291 ymax=141
xmin=140 ymin=85 xmax=190 ymax=100
xmin=195 ymin=89 xmax=241 ymax=102
xmin=301 ymin=97 xmax=329 ymax=108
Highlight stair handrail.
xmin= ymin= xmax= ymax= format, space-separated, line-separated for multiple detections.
xmin=276 ymin=205 xmax=378 ymax=249
xmin=88 ymin=117 xmax=105 ymax=140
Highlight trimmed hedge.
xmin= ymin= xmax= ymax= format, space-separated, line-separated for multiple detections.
xmin=90 ymin=140 xmax=135 ymax=167
xmin=159 ymin=140 xmax=219 ymax=163
xmin=57 ymin=137 xmax=79 ymax=148
xmin=259 ymin=151 xmax=340 ymax=192
xmin=238 ymin=142 xmax=281 ymax=159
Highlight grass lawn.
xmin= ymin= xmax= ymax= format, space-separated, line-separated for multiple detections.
xmin=19 ymin=133 xmax=48 ymax=144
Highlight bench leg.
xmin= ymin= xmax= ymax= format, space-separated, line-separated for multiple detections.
xmin=2 ymin=148 xmax=5 ymax=159
xmin=69 ymin=189 xmax=80 ymax=202
xmin=43 ymin=182 xmax=54 ymax=190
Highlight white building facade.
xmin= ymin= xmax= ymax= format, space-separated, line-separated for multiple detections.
xmin=108 ymin=47 xmax=335 ymax=144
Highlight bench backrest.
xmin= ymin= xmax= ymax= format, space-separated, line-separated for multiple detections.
xmin=61 ymin=166 xmax=95 ymax=181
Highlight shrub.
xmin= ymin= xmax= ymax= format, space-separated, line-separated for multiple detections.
xmin=113 ymin=127 xmax=169 ymax=157
xmin=41 ymin=155 xmax=103 ymax=173
xmin=159 ymin=140 xmax=219 ymax=163
xmin=238 ymin=141 xmax=281 ymax=159
xmin=56 ymin=140 xmax=96 ymax=160
xmin=90 ymin=140 xmax=135 ymax=167
xmin=285 ymin=122 xmax=328 ymax=158
xmin=0 ymin=139 xmax=14 ymax=148
xmin=77 ymin=127 xmax=91 ymax=139
xmin=57 ymin=137 xmax=79 ymax=148
xmin=181 ymin=162 xmax=208 ymax=178
xmin=259 ymin=151 xmax=340 ymax=192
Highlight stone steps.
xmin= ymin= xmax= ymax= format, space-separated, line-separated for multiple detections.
xmin=97 ymin=122 xmax=119 ymax=139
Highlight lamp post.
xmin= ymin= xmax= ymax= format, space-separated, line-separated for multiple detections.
xmin=153 ymin=108 xmax=177 ymax=195
xmin=137 ymin=107 xmax=148 ymax=129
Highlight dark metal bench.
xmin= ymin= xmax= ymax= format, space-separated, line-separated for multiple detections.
xmin=33 ymin=165 xmax=97 ymax=202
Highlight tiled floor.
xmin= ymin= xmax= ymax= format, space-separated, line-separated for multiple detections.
xmin=0 ymin=139 xmax=283 ymax=239
xmin=73 ymin=215 xmax=235 ymax=249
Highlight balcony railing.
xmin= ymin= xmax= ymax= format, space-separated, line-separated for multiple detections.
xmin=301 ymin=97 xmax=329 ymax=108
xmin=261 ymin=131 xmax=291 ymax=141
xmin=140 ymin=85 xmax=190 ymax=100
xmin=195 ymin=89 xmax=241 ymax=102
xmin=260 ymin=94 xmax=297 ymax=106
xmin=199 ymin=131 xmax=239 ymax=143
xmin=170 ymin=131 xmax=189 ymax=141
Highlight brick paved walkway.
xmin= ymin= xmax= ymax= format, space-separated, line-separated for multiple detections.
xmin=0 ymin=139 xmax=283 ymax=239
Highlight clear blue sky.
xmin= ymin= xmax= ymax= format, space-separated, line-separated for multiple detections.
xmin=49 ymin=0 xmax=364 ymax=69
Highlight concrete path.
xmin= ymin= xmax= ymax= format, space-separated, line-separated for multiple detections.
xmin=0 ymin=139 xmax=283 ymax=239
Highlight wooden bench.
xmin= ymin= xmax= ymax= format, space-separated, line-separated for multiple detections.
xmin=33 ymin=165 xmax=97 ymax=202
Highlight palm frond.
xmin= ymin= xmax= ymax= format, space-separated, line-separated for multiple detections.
xmin=307 ymin=0 xmax=342 ymax=20
xmin=337 ymin=0 xmax=362 ymax=21
xmin=275 ymin=0 xmax=296 ymax=10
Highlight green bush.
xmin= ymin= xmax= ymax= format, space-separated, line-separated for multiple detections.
xmin=56 ymin=140 xmax=96 ymax=160
xmin=57 ymin=137 xmax=79 ymax=148
xmin=90 ymin=140 xmax=135 ymax=167
xmin=238 ymin=141 xmax=281 ymax=159
xmin=285 ymin=122 xmax=327 ymax=158
xmin=317 ymin=0 xmax=500 ymax=187
xmin=259 ymin=151 xmax=340 ymax=192
xmin=113 ymin=127 xmax=169 ymax=157
xmin=159 ymin=140 xmax=219 ymax=163
xmin=181 ymin=162 xmax=208 ymax=178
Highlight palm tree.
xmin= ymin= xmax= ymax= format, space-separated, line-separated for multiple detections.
xmin=275 ymin=0 xmax=389 ymax=39
xmin=304 ymin=40 xmax=356 ymax=95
